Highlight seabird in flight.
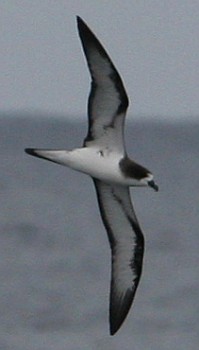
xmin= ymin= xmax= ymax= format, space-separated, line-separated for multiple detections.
xmin=25 ymin=16 xmax=158 ymax=335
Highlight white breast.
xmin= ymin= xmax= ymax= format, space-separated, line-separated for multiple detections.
xmin=64 ymin=147 xmax=146 ymax=186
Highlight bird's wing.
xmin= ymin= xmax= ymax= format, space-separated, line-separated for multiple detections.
xmin=77 ymin=17 xmax=129 ymax=154
xmin=93 ymin=179 xmax=144 ymax=335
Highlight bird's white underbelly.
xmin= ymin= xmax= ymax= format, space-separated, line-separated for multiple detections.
xmin=65 ymin=148 xmax=122 ymax=181
xmin=61 ymin=147 xmax=141 ymax=186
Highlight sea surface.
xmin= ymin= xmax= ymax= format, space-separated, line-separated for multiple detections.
xmin=0 ymin=114 xmax=198 ymax=349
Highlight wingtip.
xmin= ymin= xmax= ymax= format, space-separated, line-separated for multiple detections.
xmin=110 ymin=324 xmax=119 ymax=336
xmin=109 ymin=287 xmax=135 ymax=335
xmin=76 ymin=16 xmax=94 ymax=45
xmin=109 ymin=314 xmax=124 ymax=336
xmin=76 ymin=15 xmax=81 ymax=23
xmin=109 ymin=315 xmax=124 ymax=336
xmin=76 ymin=15 xmax=86 ymax=31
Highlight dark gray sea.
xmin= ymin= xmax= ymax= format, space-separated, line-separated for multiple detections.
xmin=0 ymin=113 xmax=198 ymax=349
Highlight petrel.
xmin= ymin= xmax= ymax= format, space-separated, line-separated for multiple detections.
xmin=25 ymin=16 xmax=158 ymax=335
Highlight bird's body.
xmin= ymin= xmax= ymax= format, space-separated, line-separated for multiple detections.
xmin=27 ymin=147 xmax=154 ymax=187
xmin=25 ymin=16 xmax=158 ymax=335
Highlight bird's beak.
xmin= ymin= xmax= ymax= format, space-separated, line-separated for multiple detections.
xmin=148 ymin=180 xmax=159 ymax=192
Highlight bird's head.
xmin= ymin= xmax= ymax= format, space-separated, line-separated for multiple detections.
xmin=141 ymin=173 xmax=159 ymax=192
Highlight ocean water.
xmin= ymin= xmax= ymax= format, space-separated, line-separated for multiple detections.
xmin=0 ymin=114 xmax=198 ymax=349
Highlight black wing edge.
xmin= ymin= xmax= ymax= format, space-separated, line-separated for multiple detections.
xmin=77 ymin=16 xmax=129 ymax=145
xmin=77 ymin=16 xmax=129 ymax=112
xmin=93 ymin=179 xmax=144 ymax=335
xmin=110 ymin=226 xmax=144 ymax=335
xmin=77 ymin=16 xmax=110 ymax=68
xmin=110 ymin=287 xmax=134 ymax=336
xmin=76 ymin=16 xmax=129 ymax=114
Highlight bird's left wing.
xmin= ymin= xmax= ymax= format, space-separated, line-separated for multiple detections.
xmin=93 ymin=180 xmax=144 ymax=335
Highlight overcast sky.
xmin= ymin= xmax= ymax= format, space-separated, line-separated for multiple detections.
xmin=1 ymin=1 xmax=199 ymax=121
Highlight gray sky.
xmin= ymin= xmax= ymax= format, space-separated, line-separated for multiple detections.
xmin=1 ymin=1 xmax=199 ymax=121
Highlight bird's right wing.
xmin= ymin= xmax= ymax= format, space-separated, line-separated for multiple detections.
xmin=77 ymin=17 xmax=129 ymax=154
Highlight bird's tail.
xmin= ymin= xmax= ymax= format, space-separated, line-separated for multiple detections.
xmin=25 ymin=148 xmax=70 ymax=166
